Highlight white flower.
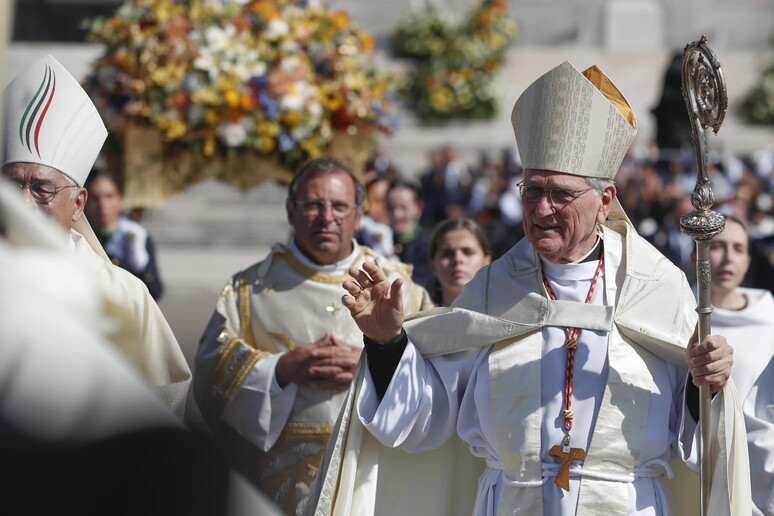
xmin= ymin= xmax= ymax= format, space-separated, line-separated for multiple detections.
xmin=217 ymin=122 xmax=248 ymax=147
xmin=265 ymin=19 xmax=289 ymax=41
xmin=280 ymin=81 xmax=315 ymax=111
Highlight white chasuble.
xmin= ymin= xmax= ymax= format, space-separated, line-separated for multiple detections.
xmin=306 ymin=221 xmax=750 ymax=516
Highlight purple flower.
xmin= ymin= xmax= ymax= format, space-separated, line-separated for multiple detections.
xmin=259 ymin=91 xmax=279 ymax=120
xmin=278 ymin=132 xmax=295 ymax=152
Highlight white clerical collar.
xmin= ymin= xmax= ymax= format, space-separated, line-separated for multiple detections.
xmin=288 ymin=238 xmax=359 ymax=273
xmin=539 ymin=237 xmax=602 ymax=280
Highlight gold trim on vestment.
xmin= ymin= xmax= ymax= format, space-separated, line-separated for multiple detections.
xmin=279 ymin=247 xmax=363 ymax=283
xmin=238 ymin=270 xmax=256 ymax=348
xmin=205 ymin=336 xmax=242 ymax=417
xmin=223 ymin=347 xmax=268 ymax=407
xmin=284 ymin=422 xmax=335 ymax=434
xmin=268 ymin=332 xmax=297 ymax=351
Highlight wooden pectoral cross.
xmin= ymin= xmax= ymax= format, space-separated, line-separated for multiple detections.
xmin=548 ymin=444 xmax=586 ymax=491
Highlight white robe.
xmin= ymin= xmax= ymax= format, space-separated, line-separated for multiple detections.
xmin=71 ymin=226 xmax=192 ymax=417
xmin=307 ymin=220 xmax=751 ymax=516
xmin=712 ymin=288 xmax=774 ymax=515
xmin=359 ymin=248 xmax=689 ymax=515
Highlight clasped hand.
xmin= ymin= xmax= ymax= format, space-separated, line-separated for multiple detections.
xmin=275 ymin=332 xmax=361 ymax=390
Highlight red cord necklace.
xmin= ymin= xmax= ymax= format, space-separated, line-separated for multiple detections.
xmin=542 ymin=253 xmax=605 ymax=490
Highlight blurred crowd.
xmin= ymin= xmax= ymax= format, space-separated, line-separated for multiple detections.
xmin=361 ymin=141 xmax=774 ymax=295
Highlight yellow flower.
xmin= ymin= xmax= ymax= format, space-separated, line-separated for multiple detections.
xmin=224 ymin=89 xmax=240 ymax=108
xmin=257 ymin=121 xmax=280 ymax=137
xmin=300 ymin=137 xmax=323 ymax=158
xmin=203 ymin=135 xmax=216 ymax=156
xmin=205 ymin=108 xmax=220 ymax=126
xmin=257 ymin=135 xmax=276 ymax=153
xmin=280 ymin=110 xmax=304 ymax=126
xmin=330 ymin=11 xmax=350 ymax=31
xmin=430 ymin=88 xmax=453 ymax=111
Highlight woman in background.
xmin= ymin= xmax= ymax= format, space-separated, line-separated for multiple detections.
xmin=84 ymin=169 xmax=164 ymax=300
xmin=429 ymin=217 xmax=492 ymax=306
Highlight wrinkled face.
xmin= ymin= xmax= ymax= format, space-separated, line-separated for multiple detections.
xmin=3 ymin=162 xmax=86 ymax=230
xmin=709 ymin=219 xmax=750 ymax=295
xmin=85 ymin=176 xmax=124 ymax=231
xmin=431 ymin=228 xmax=492 ymax=293
xmin=286 ymin=170 xmax=363 ymax=265
xmin=521 ymin=169 xmax=614 ymax=264
xmin=387 ymin=185 xmax=422 ymax=234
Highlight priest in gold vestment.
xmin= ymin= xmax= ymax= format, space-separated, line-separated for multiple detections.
xmin=194 ymin=157 xmax=432 ymax=514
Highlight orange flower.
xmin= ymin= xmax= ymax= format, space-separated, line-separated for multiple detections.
xmin=330 ymin=11 xmax=350 ymax=31
xmin=358 ymin=31 xmax=375 ymax=52
xmin=231 ymin=14 xmax=251 ymax=33
xmin=251 ymin=0 xmax=279 ymax=21
xmin=239 ymin=92 xmax=257 ymax=112
xmin=165 ymin=90 xmax=189 ymax=113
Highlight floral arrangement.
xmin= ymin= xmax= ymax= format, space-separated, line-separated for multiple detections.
xmin=83 ymin=0 xmax=397 ymax=196
xmin=740 ymin=63 xmax=774 ymax=125
xmin=391 ymin=0 xmax=517 ymax=124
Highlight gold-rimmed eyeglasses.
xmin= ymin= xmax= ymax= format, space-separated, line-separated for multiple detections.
xmin=517 ymin=182 xmax=593 ymax=206
xmin=15 ymin=180 xmax=78 ymax=204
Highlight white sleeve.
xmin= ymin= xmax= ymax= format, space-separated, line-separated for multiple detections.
xmin=357 ymin=339 xmax=480 ymax=452
xmin=221 ymin=352 xmax=298 ymax=451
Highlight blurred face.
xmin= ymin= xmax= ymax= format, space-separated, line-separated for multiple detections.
xmin=431 ymin=228 xmax=491 ymax=294
xmin=286 ymin=170 xmax=363 ymax=265
xmin=709 ymin=219 xmax=751 ymax=295
xmin=85 ymin=175 xmax=124 ymax=231
xmin=521 ymin=169 xmax=614 ymax=264
xmin=387 ymin=186 xmax=422 ymax=234
xmin=3 ymin=162 xmax=85 ymax=230
xmin=366 ymin=179 xmax=389 ymax=224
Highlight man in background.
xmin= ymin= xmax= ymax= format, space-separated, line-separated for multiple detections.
xmin=195 ymin=157 xmax=432 ymax=514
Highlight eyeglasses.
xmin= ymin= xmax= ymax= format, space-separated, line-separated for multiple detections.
xmin=15 ymin=180 xmax=78 ymax=204
xmin=517 ymin=183 xmax=593 ymax=206
xmin=295 ymin=199 xmax=357 ymax=218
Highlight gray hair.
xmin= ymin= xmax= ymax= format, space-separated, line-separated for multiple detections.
xmin=584 ymin=177 xmax=615 ymax=196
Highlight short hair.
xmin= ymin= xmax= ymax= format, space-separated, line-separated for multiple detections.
xmin=584 ymin=177 xmax=615 ymax=195
xmin=84 ymin=168 xmax=123 ymax=195
xmin=386 ymin=179 xmax=423 ymax=204
xmin=287 ymin=157 xmax=365 ymax=207
xmin=429 ymin=217 xmax=492 ymax=261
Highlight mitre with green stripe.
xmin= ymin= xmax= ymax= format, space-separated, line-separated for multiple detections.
xmin=2 ymin=54 xmax=107 ymax=186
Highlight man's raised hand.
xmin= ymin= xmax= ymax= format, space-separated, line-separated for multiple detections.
xmin=342 ymin=261 xmax=404 ymax=343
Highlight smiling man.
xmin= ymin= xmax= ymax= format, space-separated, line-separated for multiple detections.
xmin=194 ymin=157 xmax=432 ymax=514
xmin=307 ymin=62 xmax=750 ymax=516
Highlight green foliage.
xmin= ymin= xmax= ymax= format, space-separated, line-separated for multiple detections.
xmin=740 ymin=64 xmax=774 ymax=125
xmin=391 ymin=0 xmax=518 ymax=125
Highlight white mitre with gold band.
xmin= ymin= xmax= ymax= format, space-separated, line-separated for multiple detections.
xmin=2 ymin=54 xmax=107 ymax=187
xmin=511 ymin=61 xmax=637 ymax=222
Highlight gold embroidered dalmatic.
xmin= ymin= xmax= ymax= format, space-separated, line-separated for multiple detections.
xmin=195 ymin=243 xmax=432 ymax=514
